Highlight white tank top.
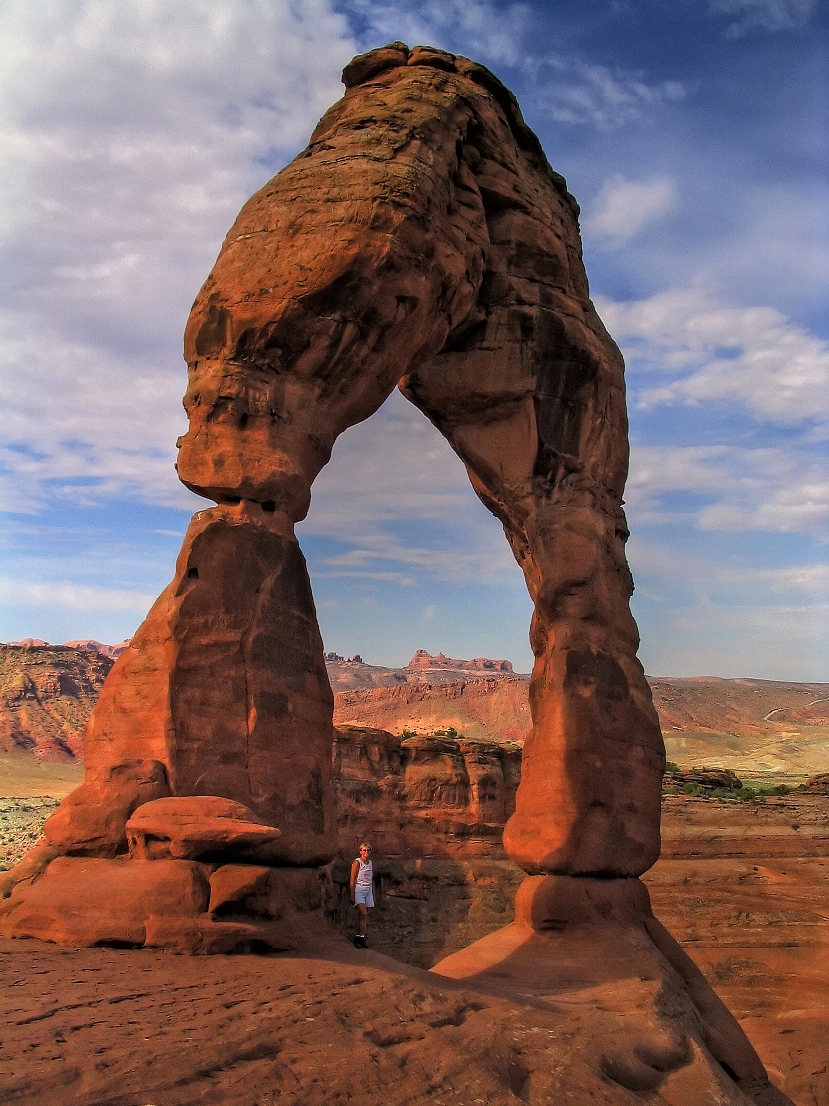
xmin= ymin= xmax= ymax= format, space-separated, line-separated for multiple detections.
xmin=355 ymin=858 xmax=373 ymax=887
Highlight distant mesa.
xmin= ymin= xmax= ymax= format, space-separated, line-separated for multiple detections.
xmin=406 ymin=649 xmax=514 ymax=673
xmin=63 ymin=639 xmax=131 ymax=660
xmin=8 ymin=638 xmax=131 ymax=660
xmin=324 ymin=652 xmax=364 ymax=665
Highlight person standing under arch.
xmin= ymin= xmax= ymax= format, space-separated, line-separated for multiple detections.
xmin=350 ymin=843 xmax=374 ymax=948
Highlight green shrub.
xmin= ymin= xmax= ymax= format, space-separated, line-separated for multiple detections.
xmin=682 ymin=782 xmax=704 ymax=797
xmin=665 ymin=761 xmax=681 ymax=774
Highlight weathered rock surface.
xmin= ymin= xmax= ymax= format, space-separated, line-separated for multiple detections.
xmin=0 ymin=930 xmax=793 ymax=1106
xmin=62 ymin=639 xmax=130 ymax=660
xmin=43 ymin=758 xmax=170 ymax=858
xmin=2 ymin=40 xmax=668 ymax=950
xmin=664 ymin=767 xmax=743 ymax=791
xmin=433 ymin=878 xmax=791 ymax=1106
xmin=172 ymin=38 xmax=663 ymax=880
xmin=2 ymin=730 xmax=820 ymax=1099
xmin=125 ymin=795 xmax=281 ymax=860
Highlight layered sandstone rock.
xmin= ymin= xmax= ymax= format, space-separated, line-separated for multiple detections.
xmin=334 ymin=675 xmax=531 ymax=742
xmin=0 ymin=644 xmax=113 ymax=761
xmin=406 ymin=649 xmax=514 ymax=673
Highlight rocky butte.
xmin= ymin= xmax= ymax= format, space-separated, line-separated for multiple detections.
xmin=0 ymin=43 xmax=790 ymax=1103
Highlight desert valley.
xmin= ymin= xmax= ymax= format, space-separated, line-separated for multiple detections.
xmin=1 ymin=640 xmax=827 ymax=1105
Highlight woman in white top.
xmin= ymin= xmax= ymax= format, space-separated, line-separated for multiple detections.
xmin=349 ymin=843 xmax=374 ymax=948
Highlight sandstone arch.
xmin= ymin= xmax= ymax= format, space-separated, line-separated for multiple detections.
xmin=176 ymin=40 xmax=666 ymax=878
xmin=3 ymin=41 xmax=665 ymax=925
xmin=0 ymin=46 xmax=795 ymax=1102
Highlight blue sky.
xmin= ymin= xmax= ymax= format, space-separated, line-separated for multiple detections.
xmin=0 ymin=0 xmax=827 ymax=678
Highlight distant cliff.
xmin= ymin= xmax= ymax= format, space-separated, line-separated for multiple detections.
xmin=0 ymin=645 xmax=114 ymax=761
xmin=333 ymin=677 xmax=530 ymax=744
xmin=406 ymin=649 xmax=513 ymax=673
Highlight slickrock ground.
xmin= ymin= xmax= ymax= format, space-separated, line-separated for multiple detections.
xmin=0 ymin=930 xmax=749 ymax=1106
xmin=646 ymin=794 xmax=829 ymax=1106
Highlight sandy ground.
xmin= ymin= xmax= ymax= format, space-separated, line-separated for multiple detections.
xmin=0 ymin=754 xmax=83 ymax=799
xmin=0 ymin=933 xmax=657 ymax=1106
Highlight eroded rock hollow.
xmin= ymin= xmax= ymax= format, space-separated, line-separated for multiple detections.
xmin=5 ymin=44 xmax=661 ymax=941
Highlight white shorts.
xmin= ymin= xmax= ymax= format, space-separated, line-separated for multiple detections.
xmin=354 ymin=885 xmax=374 ymax=908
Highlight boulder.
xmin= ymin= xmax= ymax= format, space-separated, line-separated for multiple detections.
xmin=126 ymin=796 xmax=281 ymax=860
xmin=0 ymin=856 xmax=209 ymax=946
xmin=44 ymin=758 xmax=169 ymax=856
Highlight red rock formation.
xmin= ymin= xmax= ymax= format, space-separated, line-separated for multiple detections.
xmin=406 ymin=649 xmax=514 ymax=673
xmin=333 ymin=675 xmax=530 ymax=743
xmin=63 ymin=639 xmax=131 ymax=660
xmin=0 ymin=44 xmax=660 ymax=946
xmin=0 ymin=644 xmax=113 ymax=762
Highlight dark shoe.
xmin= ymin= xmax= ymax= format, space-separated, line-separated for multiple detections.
xmin=353 ymin=935 xmax=367 ymax=948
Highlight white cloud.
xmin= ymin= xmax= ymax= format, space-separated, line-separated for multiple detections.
xmin=0 ymin=1 xmax=355 ymax=510
xmin=300 ymin=392 xmax=521 ymax=585
xmin=597 ymin=287 xmax=829 ymax=427
xmin=708 ymin=0 xmax=816 ymax=37
xmin=584 ymin=174 xmax=677 ymax=244
xmin=346 ymin=0 xmax=529 ymax=67
xmin=0 ymin=577 xmax=156 ymax=614
xmin=538 ymin=58 xmax=685 ymax=130
xmin=626 ymin=443 xmax=829 ymax=538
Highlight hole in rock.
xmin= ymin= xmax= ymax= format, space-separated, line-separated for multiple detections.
xmin=297 ymin=388 xmax=532 ymax=673
xmin=239 ymin=413 xmax=249 ymax=429
xmin=261 ymin=501 xmax=276 ymax=513
xmin=187 ymin=567 xmax=199 ymax=580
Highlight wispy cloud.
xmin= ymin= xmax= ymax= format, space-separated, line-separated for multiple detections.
xmin=537 ymin=57 xmax=685 ymax=130
xmin=708 ymin=0 xmax=816 ymax=37
xmin=0 ymin=577 xmax=156 ymax=614
xmin=346 ymin=0 xmax=530 ymax=66
xmin=626 ymin=444 xmax=829 ymax=538
xmin=584 ymin=174 xmax=678 ymax=244
xmin=598 ymin=288 xmax=829 ymax=428
xmin=0 ymin=0 xmax=355 ymax=511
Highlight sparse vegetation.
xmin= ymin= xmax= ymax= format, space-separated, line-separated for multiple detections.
xmin=401 ymin=726 xmax=462 ymax=740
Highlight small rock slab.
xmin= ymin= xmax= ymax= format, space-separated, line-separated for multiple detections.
xmin=126 ymin=796 xmax=281 ymax=860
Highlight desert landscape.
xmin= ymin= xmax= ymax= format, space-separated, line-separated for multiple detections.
xmin=1 ymin=35 xmax=826 ymax=1106
xmin=2 ymin=641 xmax=828 ymax=1104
